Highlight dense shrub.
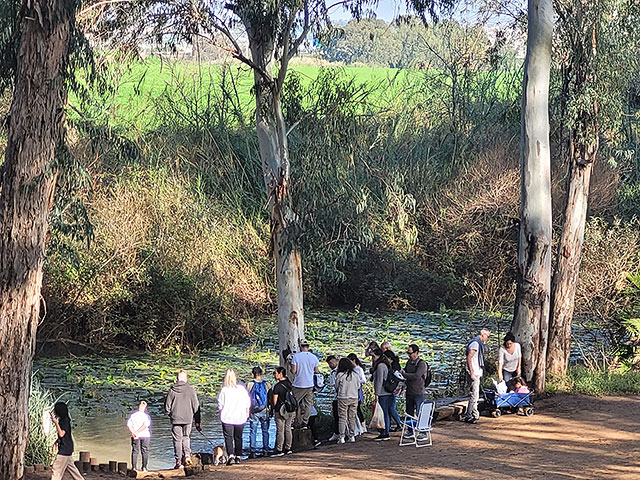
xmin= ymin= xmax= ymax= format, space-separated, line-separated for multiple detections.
xmin=11 ymin=55 xmax=637 ymax=350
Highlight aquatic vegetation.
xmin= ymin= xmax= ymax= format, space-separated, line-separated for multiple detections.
xmin=34 ymin=309 xmax=509 ymax=421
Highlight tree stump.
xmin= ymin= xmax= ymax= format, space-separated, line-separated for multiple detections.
xmin=117 ymin=462 xmax=128 ymax=474
xmin=79 ymin=451 xmax=91 ymax=463
xmin=82 ymin=461 xmax=91 ymax=472
xmin=99 ymin=464 xmax=109 ymax=472
xmin=292 ymin=428 xmax=314 ymax=452
xmin=109 ymin=461 xmax=118 ymax=472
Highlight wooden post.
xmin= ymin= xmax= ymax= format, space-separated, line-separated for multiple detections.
xmin=82 ymin=461 xmax=91 ymax=472
xmin=291 ymin=428 xmax=314 ymax=452
xmin=109 ymin=461 xmax=118 ymax=472
xmin=90 ymin=457 xmax=99 ymax=471
xmin=79 ymin=451 xmax=91 ymax=463
xmin=74 ymin=460 xmax=82 ymax=470
xmin=118 ymin=462 xmax=128 ymax=475
xmin=99 ymin=464 xmax=109 ymax=472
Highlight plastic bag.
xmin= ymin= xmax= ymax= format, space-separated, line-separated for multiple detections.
xmin=492 ymin=379 xmax=507 ymax=394
xmin=368 ymin=401 xmax=385 ymax=431
xmin=353 ymin=416 xmax=367 ymax=436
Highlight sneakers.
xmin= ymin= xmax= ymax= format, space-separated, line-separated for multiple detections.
xmin=337 ymin=437 xmax=345 ymax=444
xmin=417 ymin=433 xmax=427 ymax=440
xmin=285 ymin=449 xmax=293 ymax=455
xmin=313 ymin=439 xmax=322 ymax=447
xmin=173 ymin=462 xmax=183 ymax=469
xmin=328 ymin=433 xmax=340 ymax=442
xmin=464 ymin=417 xmax=479 ymax=424
xmin=347 ymin=436 xmax=356 ymax=443
xmin=403 ymin=432 xmax=414 ymax=439
xmin=234 ymin=457 xmax=241 ymax=464
xmin=142 ymin=468 xmax=148 ymax=472
xmin=226 ymin=455 xmax=235 ymax=466
xmin=272 ymin=451 xmax=285 ymax=457
xmin=374 ymin=434 xmax=390 ymax=441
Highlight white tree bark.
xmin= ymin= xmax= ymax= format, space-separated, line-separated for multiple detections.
xmin=512 ymin=0 xmax=554 ymax=394
xmin=243 ymin=21 xmax=305 ymax=364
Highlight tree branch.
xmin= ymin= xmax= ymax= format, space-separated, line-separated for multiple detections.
xmin=77 ymin=0 xmax=130 ymax=19
xmin=197 ymin=19 xmax=272 ymax=83
xmin=277 ymin=7 xmax=300 ymax=90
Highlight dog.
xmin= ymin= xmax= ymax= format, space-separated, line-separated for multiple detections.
xmin=213 ymin=445 xmax=228 ymax=466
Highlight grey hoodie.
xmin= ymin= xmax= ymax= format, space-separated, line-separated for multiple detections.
xmin=165 ymin=381 xmax=201 ymax=425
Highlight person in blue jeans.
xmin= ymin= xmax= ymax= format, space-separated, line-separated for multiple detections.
xmin=247 ymin=367 xmax=271 ymax=458
xmin=372 ymin=349 xmax=393 ymax=441
xmin=382 ymin=347 xmax=403 ymax=431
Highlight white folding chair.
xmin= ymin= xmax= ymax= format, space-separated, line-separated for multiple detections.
xmin=399 ymin=401 xmax=434 ymax=447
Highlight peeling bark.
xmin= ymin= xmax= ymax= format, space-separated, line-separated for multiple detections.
xmin=0 ymin=1 xmax=72 ymax=477
xmin=512 ymin=0 xmax=554 ymax=394
xmin=242 ymin=17 xmax=305 ymax=364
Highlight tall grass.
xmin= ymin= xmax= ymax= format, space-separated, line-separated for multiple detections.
xmin=25 ymin=375 xmax=57 ymax=466
xmin=547 ymin=367 xmax=640 ymax=396
xmin=36 ymin=53 xmax=640 ymax=350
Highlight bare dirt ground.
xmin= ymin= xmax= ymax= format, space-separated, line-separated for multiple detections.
xmin=27 ymin=394 xmax=640 ymax=480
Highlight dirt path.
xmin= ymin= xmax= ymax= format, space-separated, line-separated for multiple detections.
xmin=28 ymin=394 xmax=640 ymax=480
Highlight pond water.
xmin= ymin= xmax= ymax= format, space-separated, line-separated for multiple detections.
xmin=33 ymin=309 xmax=593 ymax=470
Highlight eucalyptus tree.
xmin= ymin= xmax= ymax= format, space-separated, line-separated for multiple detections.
xmin=90 ymin=0 xmax=453 ymax=364
xmin=0 ymin=0 xmax=95 ymax=476
xmin=547 ymin=0 xmax=640 ymax=376
xmin=512 ymin=0 xmax=553 ymax=393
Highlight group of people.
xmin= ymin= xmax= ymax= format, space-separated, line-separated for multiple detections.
xmin=48 ymin=328 xmax=525 ymax=477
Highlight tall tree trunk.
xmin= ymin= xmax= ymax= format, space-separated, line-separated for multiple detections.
xmin=512 ymin=0 xmax=554 ymax=394
xmin=244 ymin=27 xmax=305 ymax=364
xmin=547 ymin=25 xmax=599 ymax=377
xmin=547 ymin=136 xmax=597 ymax=375
xmin=0 ymin=1 xmax=72 ymax=477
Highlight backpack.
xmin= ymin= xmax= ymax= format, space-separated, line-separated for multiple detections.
xmin=383 ymin=370 xmax=401 ymax=393
xmin=422 ymin=360 xmax=432 ymax=388
xmin=250 ymin=381 xmax=268 ymax=413
xmin=283 ymin=387 xmax=298 ymax=413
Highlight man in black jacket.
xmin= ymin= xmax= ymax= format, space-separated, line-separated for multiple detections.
xmin=402 ymin=344 xmax=428 ymax=417
xmin=165 ymin=370 xmax=201 ymax=469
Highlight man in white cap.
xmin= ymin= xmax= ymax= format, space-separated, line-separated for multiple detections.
xmin=290 ymin=338 xmax=320 ymax=428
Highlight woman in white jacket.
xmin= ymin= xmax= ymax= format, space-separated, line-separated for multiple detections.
xmin=334 ymin=358 xmax=362 ymax=443
xmin=218 ymin=369 xmax=251 ymax=465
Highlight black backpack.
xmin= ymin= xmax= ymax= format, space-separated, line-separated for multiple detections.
xmin=423 ymin=360 xmax=432 ymax=388
xmin=383 ymin=371 xmax=400 ymax=393
xmin=283 ymin=387 xmax=298 ymax=413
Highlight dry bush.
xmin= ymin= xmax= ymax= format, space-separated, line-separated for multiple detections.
xmin=576 ymin=217 xmax=640 ymax=319
xmin=43 ymin=167 xmax=271 ymax=349
xmin=419 ymin=139 xmax=520 ymax=311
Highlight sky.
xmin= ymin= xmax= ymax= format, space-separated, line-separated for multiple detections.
xmin=328 ymin=1 xmax=524 ymax=27
xmin=329 ymin=1 xmax=409 ymax=23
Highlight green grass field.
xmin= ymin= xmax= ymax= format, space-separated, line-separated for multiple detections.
xmin=91 ymin=58 xmax=425 ymax=131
